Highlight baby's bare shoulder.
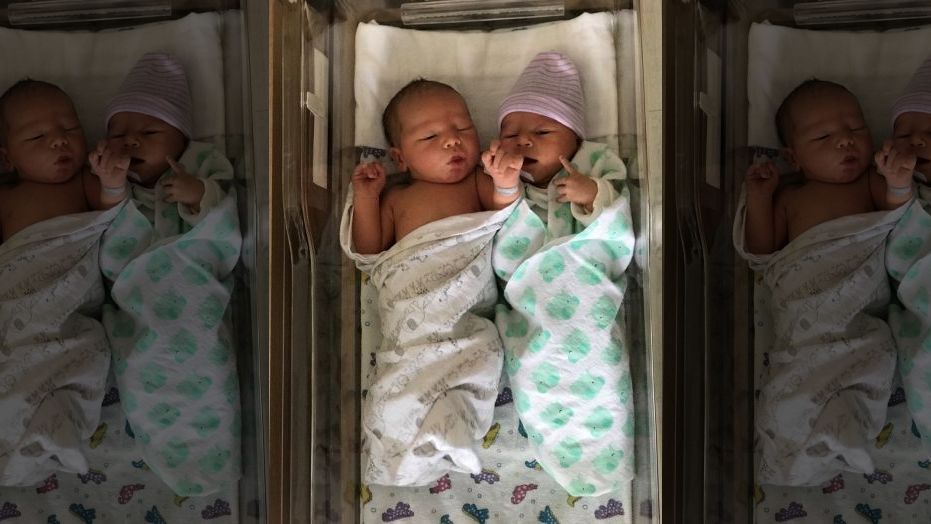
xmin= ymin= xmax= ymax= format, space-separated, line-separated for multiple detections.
xmin=381 ymin=180 xmax=410 ymax=203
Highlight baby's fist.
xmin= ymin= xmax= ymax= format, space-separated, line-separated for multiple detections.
xmin=88 ymin=140 xmax=129 ymax=189
xmin=351 ymin=162 xmax=387 ymax=200
xmin=482 ymin=140 xmax=522 ymax=188
xmin=875 ymin=139 xmax=916 ymax=189
xmin=744 ymin=161 xmax=779 ymax=199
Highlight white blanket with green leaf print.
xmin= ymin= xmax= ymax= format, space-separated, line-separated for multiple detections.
xmin=886 ymin=194 xmax=931 ymax=459
xmin=99 ymin=193 xmax=241 ymax=497
xmin=0 ymin=206 xmax=122 ymax=487
xmin=492 ymin=185 xmax=636 ymax=496
xmin=340 ymin=193 xmax=520 ymax=487
xmin=733 ymin=191 xmax=907 ymax=487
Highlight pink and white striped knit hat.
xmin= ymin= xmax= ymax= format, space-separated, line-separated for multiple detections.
xmin=891 ymin=53 xmax=931 ymax=126
xmin=105 ymin=51 xmax=193 ymax=138
xmin=498 ymin=51 xmax=586 ymax=139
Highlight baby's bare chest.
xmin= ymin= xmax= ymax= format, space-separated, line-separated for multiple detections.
xmin=785 ymin=183 xmax=872 ymax=239
xmin=393 ymin=183 xmax=482 ymax=236
xmin=0 ymin=180 xmax=88 ymax=240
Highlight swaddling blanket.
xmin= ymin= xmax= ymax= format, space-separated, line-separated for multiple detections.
xmin=99 ymin=194 xmax=242 ymax=496
xmin=340 ymin=193 xmax=518 ymax=486
xmin=492 ymin=159 xmax=636 ymax=496
xmin=733 ymin=192 xmax=905 ymax=486
xmin=0 ymin=206 xmax=122 ymax=486
xmin=886 ymin=197 xmax=931 ymax=458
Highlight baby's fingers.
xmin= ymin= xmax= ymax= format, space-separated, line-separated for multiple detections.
xmin=353 ymin=163 xmax=369 ymax=177
xmin=554 ymin=185 xmax=569 ymax=203
xmin=481 ymin=150 xmax=495 ymax=172
xmin=115 ymin=153 xmax=130 ymax=170
xmin=88 ymin=150 xmax=101 ymax=170
xmin=165 ymin=156 xmax=190 ymax=177
xmin=558 ymin=155 xmax=578 ymax=175
xmin=362 ymin=162 xmax=384 ymax=179
xmin=355 ymin=161 xmax=384 ymax=179
xmin=503 ymin=152 xmax=523 ymax=171
xmin=882 ymin=139 xmax=895 ymax=156
xmin=484 ymin=140 xmax=502 ymax=161
xmin=747 ymin=161 xmax=775 ymax=179
xmin=94 ymin=140 xmax=109 ymax=157
xmin=495 ymin=150 xmax=515 ymax=173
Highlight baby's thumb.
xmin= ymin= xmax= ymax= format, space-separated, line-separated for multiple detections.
xmin=165 ymin=156 xmax=186 ymax=176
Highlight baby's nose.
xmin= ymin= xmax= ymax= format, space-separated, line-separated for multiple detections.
xmin=49 ymin=130 xmax=68 ymax=147
xmin=836 ymin=133 xmax=854 ymax=147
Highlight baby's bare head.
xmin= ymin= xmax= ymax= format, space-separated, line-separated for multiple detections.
xmin=382 ymin=79 xmax=467 ymax=147
xmin=0 ymin=80 xmax=74 ymax=145
xmin=775 ymin=79 xmax=861 ymax=148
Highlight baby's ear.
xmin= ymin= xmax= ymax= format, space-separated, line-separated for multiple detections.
xmin=389 ymin=147 xmax=407 ymax=172
xmin=0 ymin=146 xmax=11 ymax=173
xmin=780 ymin=147 xmax=799 ymax=170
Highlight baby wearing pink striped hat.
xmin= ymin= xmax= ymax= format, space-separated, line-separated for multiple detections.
xmin=484 ymin=51 xmax=626 ymax=224
xmin=879 ymin=52 xmax=931 ymax=187
xmin=89 ymin=51 xmax=233 ymax=229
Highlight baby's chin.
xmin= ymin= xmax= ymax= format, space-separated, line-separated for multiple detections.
xmin=805 ymin=170 xmax=866 ymax=185
xmin=412 ymin=165 xmax=478 ymax=184
xmin=130 ymin=162 xmax=171 ymax=187
xmin=22 ymin=168 xmax=81 ymax=185
xmin=523 ymin=166 xmax=561 ymax=188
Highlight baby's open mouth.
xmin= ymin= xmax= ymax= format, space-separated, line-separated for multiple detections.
xmin=917 ymin=157 xmax=930 ymax=167
xmin=130 ymin=157 xmax=144 ymax=166
xmin=523 ymin=157 xmax=538 ymax=165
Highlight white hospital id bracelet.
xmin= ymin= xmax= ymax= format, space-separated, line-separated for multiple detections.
xmin=495 ymin=184 xmax=520 ymax=196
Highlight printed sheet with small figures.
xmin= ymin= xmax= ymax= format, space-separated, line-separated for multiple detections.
xmin=358 ymin=278 xmax=655 ymax=524
xmin=752 ymin=279 xmax=931 ymax=523
xmin=0 ymin=377 xmax=238 ymax=523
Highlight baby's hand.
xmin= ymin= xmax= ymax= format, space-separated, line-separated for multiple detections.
xmin=744 ymin=161 xmax=779 ymax=199
xmin=351 ymin=162 xmax=387 ymax=200
xmin=162 ymin=157 xmax=206 ymax=207
xmin=88 ymin=140 xmax=129 ymax=190
xmin=875 ymin=139 xmax=916 ymax=190
xmin=555 ymin=156 xmax=597 ymax=210
xmin=481 ymin=139 xmax=522 ymax=189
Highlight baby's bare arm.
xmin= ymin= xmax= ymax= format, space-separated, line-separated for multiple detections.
xmin=744 ymin=162 xmax=783 ymax=254
xmin=351 ymin=162 xmax=391 ymax=254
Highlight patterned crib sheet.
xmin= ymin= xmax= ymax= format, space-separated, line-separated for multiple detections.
xmin=752 ymin=279 xmax=931 ymax=523
xmin=358 ymin=279 xmax=655 ymax=524
xmin=0 ymin=377 xmax=239 ymax=523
